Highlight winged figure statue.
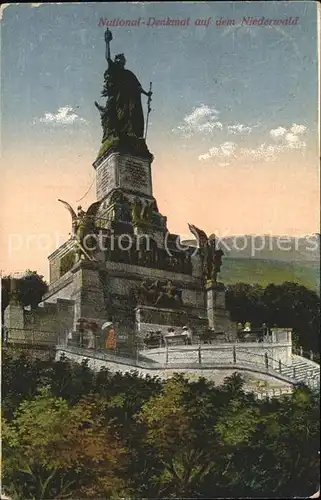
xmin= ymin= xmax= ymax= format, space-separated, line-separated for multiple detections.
xmin=58 ymin=199 xmax=101 ymax=261
xmin=188 ymin=223 xmax=224 ymax=283
xmin=188 ymin=223 xmax=209 ymax=248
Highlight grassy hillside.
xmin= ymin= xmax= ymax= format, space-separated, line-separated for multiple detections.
xmin=219 ymin=257 xmax=320 ymax=292
xmin=220 ymin=234 xmax=319 ymax=262
xmin=182 ymin=234 xmax=320 ymax=292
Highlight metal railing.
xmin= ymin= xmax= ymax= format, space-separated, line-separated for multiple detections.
xmin=139 ymin=332 xmax=289 ymax=349
xmin=5 ymin=327 xmax=319 ymax=390
xmin=229 ymin=347 xmax=319 ymax=389
xmin=54 ymin=342 xmax=320 ymax=390
xmin=293 ymin=346 xmax=320 ymax=364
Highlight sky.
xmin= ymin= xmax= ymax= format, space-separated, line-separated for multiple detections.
xmin=0 ymin=1 xmax=320 ymax=279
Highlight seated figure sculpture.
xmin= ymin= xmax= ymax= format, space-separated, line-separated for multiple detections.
xmin=134 ymin=279 xmax=183 ymax=308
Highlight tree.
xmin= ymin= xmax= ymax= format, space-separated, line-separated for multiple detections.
xmin=92 ymin=369 xmax=164 ymax=498
xmin=263 ymin=282 xmax=320 ymax=352
xmin=2 ymin=388 xmax=129 ymax=499
xmin=137 ymin=374 xmax=206 ymax=498
xmin=226 ymin=283 xmax=265 ymax=326
xmin=1 ymin=350 xmax=319 ymax=499
xmin=1 ymin=349 xmax=44 ymax=420
xmin=226 ymin=282 xmax=320 ymax=352
xmin=18 ymin=270 xmax=48 ymax=309
xmin=1 ymin=275 xmax=11 ymax=324
xmin=136 ymin=373 xmax=319 ymax=499
xmin=1 ymin=275 xmax=10 ymax=307
xmin=136 ymin=374 xmax=259 ymax=499
xmin=222 ymin=386 xmax=320 ymax=498
xmin=1 ymin=270 xmax=48 ymax=317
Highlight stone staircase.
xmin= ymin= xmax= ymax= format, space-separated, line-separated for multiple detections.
xmin=280 ymin=355 xmax=320 ymax=389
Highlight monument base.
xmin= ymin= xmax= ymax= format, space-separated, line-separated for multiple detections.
xmin=135 ymin=305 xmax=188 ymax=336
xmin=95 ymin=135 xmax=153 ymax=164
xmin=135 ymin=304 xmax=207 ymax=338
xmin=206 ymin=281 xmax=235 ymax=337
xmin=93 ymin=149 xmax=153 ymax=202
xmin=70 ymin=260 xmax=108 ymax=330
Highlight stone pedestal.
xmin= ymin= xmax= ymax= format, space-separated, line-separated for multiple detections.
xmin=4 ymin=303 xmax=24 ymax=330
xmin=206 ymin=281 xmax=234 ymax=335
xmin=4 ymin=302 xmax=25 ymax=344
xmin=70 ymin=260 xmax=107 ymax=329
xmin=94 ymin=151 xmax=153 ymax=202
xmin=135 ymin=305 xmax=188 ymax=336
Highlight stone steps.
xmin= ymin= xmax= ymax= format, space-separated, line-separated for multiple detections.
xmin=281 ymin=357 xmax=320 ymax=385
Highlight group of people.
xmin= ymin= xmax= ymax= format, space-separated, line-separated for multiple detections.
xmin=236 ymin=322 xmax=270 ymax=342
xmin=143 ymin=326 xmax=193 ymax=347
xmin=165 ymin=326 xmax=193 ymax=345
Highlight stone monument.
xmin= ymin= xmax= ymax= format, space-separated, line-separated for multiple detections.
xmin=40 ymin=29 xmax=234 ymax=348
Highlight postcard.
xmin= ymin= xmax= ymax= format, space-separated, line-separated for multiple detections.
xmin=1 ymin=2 xmax=320 ymax=499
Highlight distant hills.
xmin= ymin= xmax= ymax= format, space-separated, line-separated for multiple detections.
xmin=182 ymin=234 xmax=320 ymax=292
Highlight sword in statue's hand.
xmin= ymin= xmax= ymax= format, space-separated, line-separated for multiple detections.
xmin=144 ymin=82 xmax=152 ymax=140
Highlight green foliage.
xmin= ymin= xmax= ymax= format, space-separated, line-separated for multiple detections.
xmin=1 ymin=349 xmax=44 ymax=420
xmin=3 ymin=387 xmax=128 ymax=499
xmin=226 ymin=281 xmax=320 ymax=352
xmin=1 ymin=274 xmax=10 ymax=315
xmin=226 ymin=283 xmax=265 ymax=326
xmin=1 ymin=270 xmax=48 ymax=314
xmin=1 ymin=351 xmax=319 ymax=499
xmin=18 ymin=270 xmax=48 ymax=308
xmin=97 ymin=135 xmax=120 ymax=158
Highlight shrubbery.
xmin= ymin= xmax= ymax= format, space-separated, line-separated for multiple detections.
xmin=2 ymin=349 xmax=319 ymax=499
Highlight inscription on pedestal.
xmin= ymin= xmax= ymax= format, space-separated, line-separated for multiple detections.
xmin=96 ymin=157 xmax=117 ymax=200
xmin=118 ymin=156 xmax=152 ymax=194
xmin=96 ymin=153 xmax=152 ymax=200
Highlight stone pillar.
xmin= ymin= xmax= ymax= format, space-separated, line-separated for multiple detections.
xmin=4 ymin=303 xmax=25 ymax=344
xmin=70 ymin=260 xmax=107 ymax=330
xmin=4 ymin=278 xmax=25 ymax=341
xmin=4 ymin=303 xmax=24 ymax=329
xmin=271 ymin=329 xmax=277 ymax=343
xmin=206 ymin=281 xmax=235 ymax=337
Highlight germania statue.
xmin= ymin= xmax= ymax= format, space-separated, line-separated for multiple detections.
xmin=95 ymin=28 xmax=152 ymax=143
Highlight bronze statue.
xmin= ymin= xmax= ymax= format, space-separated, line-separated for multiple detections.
xmin=135 ymin=279 xmax=154 ymax=304
xmin=131 ymin=198 xmax=164 ymax=228
xmin=150 ymin=200 xmax=166 ymax=228
xmin=188 ymin=223 xmax=224 ymax=283
xmin=134 ymin=279 xmax=182 ymax=308
xmin=141 ymin=200 xmax=154 ymax=223
xmin=132 ymin=197 xmax=144 ymax=225
xmin=154 ymin=279 xmax=182 ymax=307
xmin=95 ymin=28 xmax=152 ymax=141
xmin=109 ymin=191 xmax=132 ymax=222
xmin=58 ymin=199 xmax=101 ymax=261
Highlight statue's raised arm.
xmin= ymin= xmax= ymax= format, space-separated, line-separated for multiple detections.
xmin=105 ymin=28 xmax=113 ymax=63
